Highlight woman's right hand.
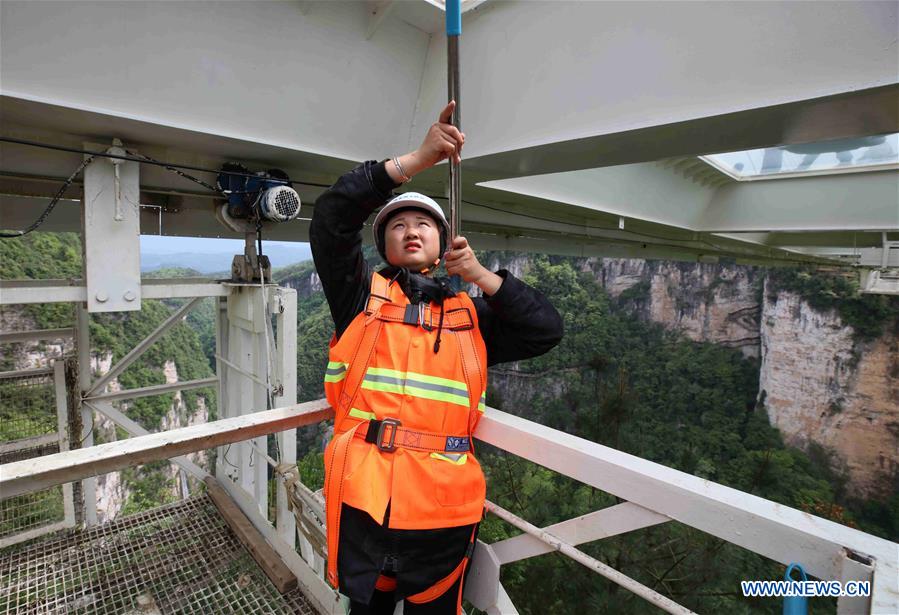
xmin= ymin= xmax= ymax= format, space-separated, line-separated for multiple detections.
xmin=388 ymin=101 xmax=465 ymax=184
xmin=416 ymin=101 xmax=465 ymax=167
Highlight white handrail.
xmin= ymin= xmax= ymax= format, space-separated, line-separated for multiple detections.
xmin=474 ymin=408 xmax=897 ymax=614
xmin=2 ymin=400 xmax=895 ymax=613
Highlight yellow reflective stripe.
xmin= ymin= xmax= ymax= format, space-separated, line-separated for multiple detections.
xmin=366 ymin=367 xmax=467 ymax=393
xmin=478 ymin=392 xmax=486 ymax=412
xmin=324 ymin=361 xmax=348 ymax=383
xmin=430 ymin=452 xmax=468 ymax=465
xmin=348 ymin=407 xmax=376 ymax=421
xmin=361 ymin=380 xmax=469 ymax=407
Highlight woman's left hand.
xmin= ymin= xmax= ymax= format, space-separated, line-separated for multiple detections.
xmin=444 ymin=236 xmax=503 ymax=295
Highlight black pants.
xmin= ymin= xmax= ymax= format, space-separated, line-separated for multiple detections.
xmin=349 ymin=574 xmax=463 ymax=614
xmin=338 ymin=504 xmax=478 ymax=614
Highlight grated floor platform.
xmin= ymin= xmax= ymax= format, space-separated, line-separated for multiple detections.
xmin=0 ymin=495 xmax=319 ymax=615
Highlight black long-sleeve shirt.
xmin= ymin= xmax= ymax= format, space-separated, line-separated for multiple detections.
xmin=310 ymin=160 xmax=562 ymax=367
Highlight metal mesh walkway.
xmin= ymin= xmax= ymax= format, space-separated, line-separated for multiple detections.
xmin=0 ymin=370 xmax=66 ymax=543
xmin=0 ymin=494 xmax=319 ymax=614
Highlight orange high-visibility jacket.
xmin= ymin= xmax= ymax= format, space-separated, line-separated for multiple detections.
xmin=323 ymin=271 xmax=488 ymax=586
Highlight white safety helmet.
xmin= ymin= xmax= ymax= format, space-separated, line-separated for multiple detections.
xmin=372 ymin=192 xmax=450 ymax=263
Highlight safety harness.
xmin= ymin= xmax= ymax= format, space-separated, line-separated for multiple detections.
xmin=324 ymin=272 xmax=486 ymax=602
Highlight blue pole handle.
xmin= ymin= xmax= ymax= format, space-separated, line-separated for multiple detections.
xmin=783 ymin=562 xmax=808 ymax=615
xmin=446 ymin=0 xmax=461 ymax=36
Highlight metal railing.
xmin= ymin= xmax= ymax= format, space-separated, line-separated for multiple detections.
xmin=0 ymin=361 xmax=76 ymax=548
xmin=2 ymin=400 xmax=896 ymax=614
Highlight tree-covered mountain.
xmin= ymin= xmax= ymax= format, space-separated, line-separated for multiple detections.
xmin=282 ymin=251 xmax=897 ymax=615
xmin=1 ymin=233 xmax=216 ymax=516
xmin=4 ymin=233 xmax=896 ymax=613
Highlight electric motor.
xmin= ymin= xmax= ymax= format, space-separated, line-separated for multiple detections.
xmin=216 ymin=164 xmax=301 ymax=223
xmin=259 ymin=184 xmax=301 ymax=222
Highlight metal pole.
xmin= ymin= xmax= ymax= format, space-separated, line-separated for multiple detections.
xmin=75 ymin=304 xmax=97 ymax=526
xmin=86 ymin=297 xmax=202 ymax=397
xmin=53 ymin=361 xmax=76 ymax=528
xmin=485 ymin=501 xmax=697 ymax=615
xmin=447 ymin=0 xmax=462 ymax=242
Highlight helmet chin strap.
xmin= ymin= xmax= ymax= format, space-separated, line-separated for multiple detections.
xmin=418 ymin=257 xmax=442 ymax=276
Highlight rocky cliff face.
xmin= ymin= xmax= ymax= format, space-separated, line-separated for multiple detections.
xmin=585 ymin=258 xmax=762 ymax=358
xmin=759 ymin=286 xmax=899 ymax=499
xmin=281 ymin=269 xmax=323 ymax=299
xmin=0 ymin=309 xmax=73 ymax=368
xmin=158 ymin=360 xmax=211 ymax=495
xmin=87 ymin=356 xmax=212 ymax=520
xmin=474 ymin=255 xmax=898 ymax=499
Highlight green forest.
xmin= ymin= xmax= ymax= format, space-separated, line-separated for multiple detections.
xmin=286 ymin=251 xmax=897 ymax=614
xmin=0 ymin=233 xmax=216 ymax=514
xmin=2 ymin=233 xmax=897 ymax=614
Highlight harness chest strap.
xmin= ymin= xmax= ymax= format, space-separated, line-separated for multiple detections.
xmin=375 ymin=302 xmax=474 ymax=330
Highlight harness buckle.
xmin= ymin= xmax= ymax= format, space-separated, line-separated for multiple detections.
xmin=402 ymin=304 xmax=419 ymax=326
xmin=376 ymin=418 xmax=402 ymax=452
xmin=421 ymin=303 xmax=435 ymax=331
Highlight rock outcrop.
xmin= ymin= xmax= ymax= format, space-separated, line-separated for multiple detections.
xmin=759 ymin=286 xmax=899 ymax=499
xmin=473 ymin=255 xmax=898 ymax=498
xmin=586 ymin=258 xmax=762 ymax=358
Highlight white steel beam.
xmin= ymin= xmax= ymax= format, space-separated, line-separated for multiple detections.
xmin=0 ymin=399 xmax=333 ymax=499
xmin=366 ymin=1 xmax=395 ymax=39
xmin=838 ymin=554 xmax=874 ymax=614
xmin=0 ymin=520 xmax=71 ymax=549
xmin=83 ymin=376 xmax=218 ymax=404
xmin=75 ymin=304 xmax=97 ymax=526
xmin=82 ymin=140 xmax=141 ymax=313
xmin=415 ymin=1 xmax=898 ymax=164
xmin=53 ymin=361 xmax=76 ymax=529
xmin=699 ymin=171 xmax=899 ymax=233
xmin=474 ymin=408 xmax=899 ymax=614
xmin=0 ymin=366 xmax=53 ymax=379
xmin=86 ymin=297 xmax=202 ymax=397
xmin=0 ymin=433 xmax=57 ymax=456
xmin=0 ymin=328 xmax=74 ymax=343
xmin=273 ymin=287 xmax=298 ymax=547
xmin=1 ymin=1 xmax=430 ymax=163
xmin=491 ymin=501 xmax=669 ymax=565
xmin=224 ymin=287 xmax=273 ymax=515
xmin=478 ymin=164 xmax=898 ymax=235
xmin=464 ymin=541 xmax=502 ymax=612
xmin=0 ymin=278 xmax=228 ymax=305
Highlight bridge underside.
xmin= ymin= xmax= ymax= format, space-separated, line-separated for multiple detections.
xmin=1 ymin=1 xmax=896 ymax=267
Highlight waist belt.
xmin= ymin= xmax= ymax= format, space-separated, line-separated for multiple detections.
xmin=373 ymin=302 xmax=474 ymax=331
xmin=325 ymin=417 xmax=471 ymax=589
xmin=353 ymin=418 xmax=471 ymax=454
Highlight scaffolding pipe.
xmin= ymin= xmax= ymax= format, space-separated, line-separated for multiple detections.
xmin=215 ymin=354 xmax=272 ymax=390
xmin=86 ymin=297 xmax=202 ymax=396
xmin=485 ymin=500 xmax=697 ymax=615
xmin=83 ymin=376 xmax=218 ymax=403
xmin=0 ymin=328 xmax=74 ymax=344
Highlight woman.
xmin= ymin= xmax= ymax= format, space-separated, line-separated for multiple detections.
xmin=310 ymin=101 xmax=562 ymax=614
